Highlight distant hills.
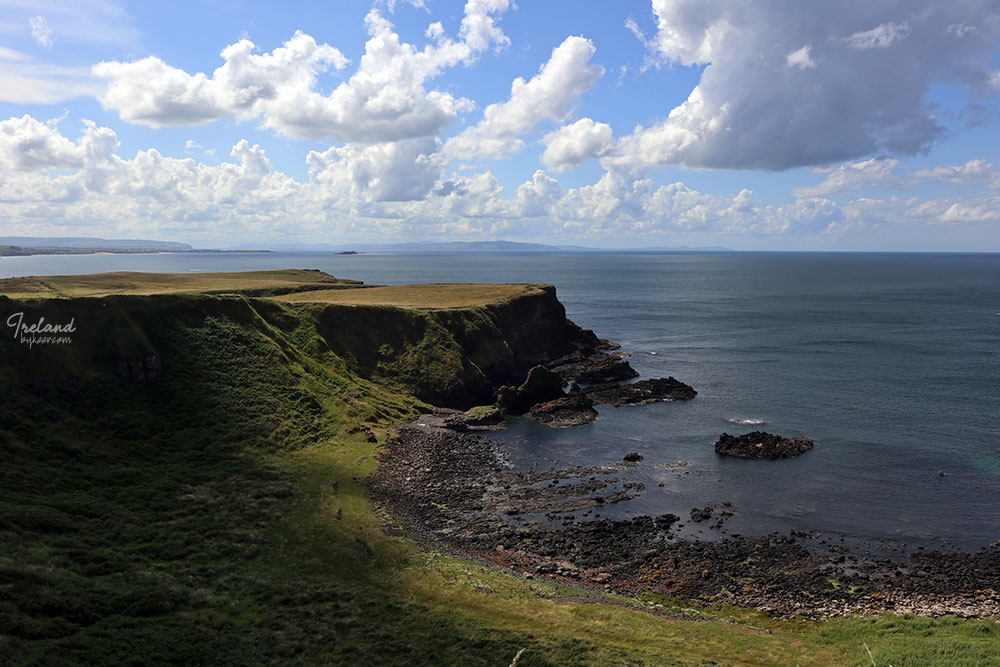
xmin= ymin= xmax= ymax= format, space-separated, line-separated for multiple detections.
xmin=227 ymin=240 xmax=733 ymax=253
xmin=0 ymin=236 xmax=201 ymax=256
xmin=0 ymin=236 xmax=732 ymax=257
xmin=0 ymin=237 xmax=194 ymax=252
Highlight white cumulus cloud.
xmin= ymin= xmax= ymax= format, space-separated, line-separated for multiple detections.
xmin=92 ymin=1 xmax=511 ymax=142
xmin=614 ymin=0 xmax=1000 ymax=170
xmin=307 ymin=137 xmax=443 ymax=202
xmin=93 ymin=31 xmax=350 ymax=130
xmin=540 ymin=118 xmax=614 ymax=173
xmin=444 ymin=36 xmax=604 ymax=161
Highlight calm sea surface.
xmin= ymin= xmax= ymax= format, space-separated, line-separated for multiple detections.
xmin=3 ymin=251 xmax=999 ymax=551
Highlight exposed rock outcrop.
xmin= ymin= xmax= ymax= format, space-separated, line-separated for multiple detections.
xmin=527 ymin=395 xmax=598 ymax=427
xmin=548 ymin=351 xmax=639 ymax=384
xmin=714 ymin=431 xmax=814 ymax=460
xmin=443 ymin=406 xmax=506 ymax=431
xmin=495 ymin=363 xmax=698 ymax=427
xmin=583 ymin=377 xmax=696 ymax=406
xmin=496 ymin=366 xmax=567 ymax=415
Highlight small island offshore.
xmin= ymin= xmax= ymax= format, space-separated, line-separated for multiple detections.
xmin=1 ymin=270 xmax=997 ymax=665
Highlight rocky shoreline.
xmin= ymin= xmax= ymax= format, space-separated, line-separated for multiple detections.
xmin=365 ymin=329 xmax=1000 ymax=620
xmin=369 ymin=419 xmax=1000 ymax=619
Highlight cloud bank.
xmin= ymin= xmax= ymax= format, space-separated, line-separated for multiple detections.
xmin=3 ymin=115 xmax=997 ymax=245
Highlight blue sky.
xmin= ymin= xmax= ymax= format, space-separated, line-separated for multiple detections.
xmin=1 ymin=0 xmax=999 ymax=250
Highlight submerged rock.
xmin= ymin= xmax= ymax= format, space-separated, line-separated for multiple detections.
xmin=714 ymin=431 xmax=814 ymax=460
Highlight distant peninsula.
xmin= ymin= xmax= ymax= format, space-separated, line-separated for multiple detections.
xmin=225 ymin=240 xmax=734 ymax=253
xmin=0 ymin=236 xmax=270 ymax=257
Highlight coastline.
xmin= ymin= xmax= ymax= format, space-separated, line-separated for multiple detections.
xmin=369 ymin=336 xmax=1000 ymax=620
xmin=371 ymin=417 xmax=1000 ymax=620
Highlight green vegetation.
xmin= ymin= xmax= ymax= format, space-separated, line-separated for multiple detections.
xmin=465 ymin=404 xmax=499 ymax=416
xmin=0 ymin=270 xmax=541 ymax=306
xmin=1 ymin=277 xmax=997 ymax=665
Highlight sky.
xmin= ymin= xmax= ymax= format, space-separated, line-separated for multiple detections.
xmin=1 ymin=0 xmax=999 ymax=250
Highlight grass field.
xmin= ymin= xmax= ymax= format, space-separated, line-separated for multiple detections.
xmin=280 ymin=283 xmax=543 ymax=309
xmin=0 ymin=269 xmax=361 ymax=299
xmin=1 ymin=276 xmax=997 ymax=665
xmin=0 ymin=270 xmax=541 ymax=310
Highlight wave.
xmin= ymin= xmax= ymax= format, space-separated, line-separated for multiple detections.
xmin=726 ymin=418 xmax=765 ymax=425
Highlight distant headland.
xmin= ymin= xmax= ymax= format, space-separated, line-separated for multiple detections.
xmin=0 ymin=236 xmax=270 ymax=257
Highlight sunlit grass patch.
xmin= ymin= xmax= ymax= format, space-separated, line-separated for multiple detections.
xmin=279 ymin=282 xmax=546 ymax=309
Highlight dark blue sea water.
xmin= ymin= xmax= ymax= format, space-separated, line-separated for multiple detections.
xmin=3 ymin=251 xmax=998 ymax=551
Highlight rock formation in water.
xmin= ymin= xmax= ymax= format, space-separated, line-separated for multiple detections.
xmin=496 ymin=366 xmax=567 ymax=414
xmin=583 ymin=377 xmax=696 ymax=406
xmin=527 ymin=395 xmax=599 ymax=427
xmin=714 ymin=431 xmax=814 ymax=459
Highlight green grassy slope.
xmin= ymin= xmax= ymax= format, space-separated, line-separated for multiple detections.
xmin=1 ymin=290 xmax=996 ymax=666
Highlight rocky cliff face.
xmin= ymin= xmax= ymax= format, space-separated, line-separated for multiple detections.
xmin=300 ymin=285 xmax=598 ymax=408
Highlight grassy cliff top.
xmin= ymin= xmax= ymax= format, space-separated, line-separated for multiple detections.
xmin=0 ymin=269 xmax=360 ymax=298
xmin=0 ymin=270 xmax=546 ymax=309
xmin=279 ymin=283 xmax=546 ymax=309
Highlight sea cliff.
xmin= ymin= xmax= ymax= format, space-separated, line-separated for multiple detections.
xmin=0 ymin=280 xmax=596 ymax=410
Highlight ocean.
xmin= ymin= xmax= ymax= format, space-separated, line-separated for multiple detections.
xmin=3 ymin=250 xmax=998 ymax=551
